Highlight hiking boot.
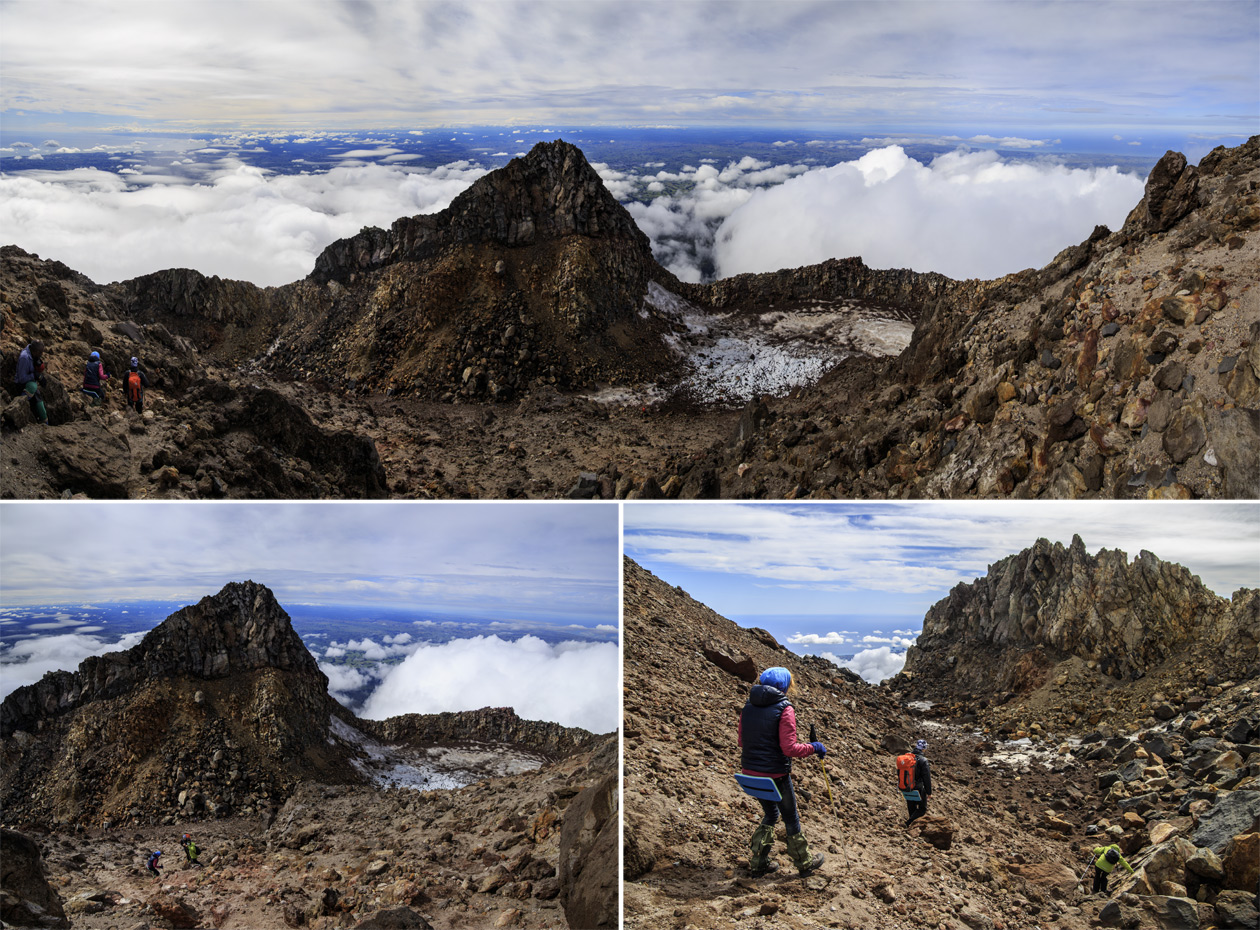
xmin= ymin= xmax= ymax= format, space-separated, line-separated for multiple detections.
xmin=785 ymin=833 xmax=824 ymax=877
xmin=748 ymin=823 xmax=779 ymax=876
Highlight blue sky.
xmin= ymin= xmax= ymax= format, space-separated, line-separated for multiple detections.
xmin=0 ymin=502 xmax=620 ymax=616
xmin=623 ymin=501 xmax=1260 ymax=656
xmin=2 ymin=1 xmax=1255 ymax=144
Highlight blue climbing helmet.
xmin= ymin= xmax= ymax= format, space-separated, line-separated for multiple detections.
xmin=759 ymin=667 xmax=792 ymax=692
xmin=915 ymin=739 xmax=927 ymax=752
xmin=130 ymin=357 xmax=139 ymax=369
xmin=89 ymin=351 xmax=100 ymax=360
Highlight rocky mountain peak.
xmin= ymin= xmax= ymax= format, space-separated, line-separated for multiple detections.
xmin=309 ymin=138 xmax=652 ymax=285
xmin=0 ymin=581 xmax=323 ymax=739
xmin=901 ymin=539 xmax=1257 ymax=700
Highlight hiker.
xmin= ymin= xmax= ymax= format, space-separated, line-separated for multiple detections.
xmin=180 ymin=833 xmax=200 ymax=865
xmin=1090 ymin=843 xmax=1133 ymax=894
xmin=124 ymin=357 xmax=149 ymax=413
xmin=81 ymin=351 xmax=109 ymax=405
xmin=738 ymin=666 xmax=827 ymax=877
xmin=13 ymin=340 xmax=48 ymax=424
xmin=898 ymin=738 xmax=933 ymax=826
xmin=146 ymin=849 xmax=163 ymax=880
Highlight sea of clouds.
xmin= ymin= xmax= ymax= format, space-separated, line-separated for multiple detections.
xmin=0 ymin=145 xmax=1145 ymax=287
xmin=327 ymin=634 xmax=619 ymax=734
xmin=788 ymin=628 xmax=919 ymax=684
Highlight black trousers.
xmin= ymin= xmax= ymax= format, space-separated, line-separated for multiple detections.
xmin=1092 ymin=866 xmax=1109 ymax=894
xmin=756 ymin=774 xmax=801 ymax=835
xmin=906 ymin=795 xmax=927 ymax=824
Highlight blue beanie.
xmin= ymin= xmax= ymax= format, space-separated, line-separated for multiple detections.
xmin=759 ymin=667 xmax=792 ymax=691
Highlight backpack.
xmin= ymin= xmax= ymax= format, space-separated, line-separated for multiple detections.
xmin=896 ymin=752 xmax=917 ymax=791
xmin=126 ymin=371 xmax=142 ymax=402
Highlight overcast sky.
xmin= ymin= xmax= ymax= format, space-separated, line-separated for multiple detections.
xmin=3 ymin=1 xmax=1256 ymax=137
xmin=624 ymin=501 xmax=1260 ymax=621
xmin=0 ymin=502 xmax=619 ymax=615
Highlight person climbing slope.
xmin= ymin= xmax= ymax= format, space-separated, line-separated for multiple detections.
xmin=81 ymin=350 xmax=109 ymax=405
xmin=737 ymin=666 xmax=827 ymax=877
xmin=1090 ymin=843 xmax=1133 ymax=894
xmin=146 ymin=849 xmax=163 ymax=880
xmin=124 ymin=357 xmax=149 ymax=413
xmin=180 ymin=833 xmax=200 ymax=866
xmin=13 ymin=340 xmax=48 ymax=424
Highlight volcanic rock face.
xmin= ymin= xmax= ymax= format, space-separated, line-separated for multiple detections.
xmin=0 ymin=581 xmax=352 ymax=825
xmin=362 ymin=706 xmax=601 ymax=761
xmin=901 ymin=535 xmax=1258 ymax=693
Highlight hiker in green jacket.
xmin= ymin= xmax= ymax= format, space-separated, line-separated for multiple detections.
xmin=1091 ymin=843 xmax=1133 ymax=894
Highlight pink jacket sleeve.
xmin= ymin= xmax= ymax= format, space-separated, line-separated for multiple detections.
xmin=778 ymin=706 xmax=815 ymax=758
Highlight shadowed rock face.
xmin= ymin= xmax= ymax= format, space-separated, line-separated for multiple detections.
xmin=361 ymin=706 xmax=601 ymax=761
xmin=902 ymin=534 xmax=1259 ymax=693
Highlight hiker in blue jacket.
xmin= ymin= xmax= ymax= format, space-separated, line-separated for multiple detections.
xmin=13 ymin=341 xmax=48 ymax=424
xmin=737 ymin=666 xmax=826 ymax=877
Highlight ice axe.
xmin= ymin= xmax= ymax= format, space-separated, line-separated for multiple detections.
xmin=810 ymin=722 xmax=850 ymax=868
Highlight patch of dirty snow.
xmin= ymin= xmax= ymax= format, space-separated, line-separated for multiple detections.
xmin=905 ymin=700 xmax=935 ymax=712
xmin=592 ymin=281 xmax=915 ymax=407
xmin=981 ymin=736 xmax=1077 ymax=772
xmin=329 ymin=716 xmax=544 ymax=792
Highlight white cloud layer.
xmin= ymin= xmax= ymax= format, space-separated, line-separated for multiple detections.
xmin=0 ymin=160 xmax=487 ymax=286
xmin=3 ymin=145 xmax=1146 ymax=288
xmin=358 ymin=635 xmax=617 ymax=734
xmin=824 ymin=646 xmax=907 ymax=684
xmin=711 ymin=147 xmax=1146 ymax=280
xmin=0 ymin=631 xmax=146 ymax=701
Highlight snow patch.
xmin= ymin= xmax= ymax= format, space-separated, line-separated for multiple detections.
xmin=328 ymin=715 xmax=545 ymax=791
xmin=587 ymin=281 xmax=914 ymax=407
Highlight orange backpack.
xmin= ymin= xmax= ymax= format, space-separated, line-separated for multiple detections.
xmin=126 ymin=371 xmax=142 ymax=402
xmin=896 ymin=752 xmax=917 ymax=790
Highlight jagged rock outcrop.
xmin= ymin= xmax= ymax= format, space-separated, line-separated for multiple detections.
xmin=0 ymin=829 xmax=68 ymax=928
xmin=900 ymin=535 xmax=1257 ymax=697
xmin=361 ymin=706 xmax=601 ymax=760
xmin=0 ymin=582 xmax=356 ymax=825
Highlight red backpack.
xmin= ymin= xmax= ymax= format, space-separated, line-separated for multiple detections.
xmin=126 ymin=371 xmax=142 ymax=402
xmin=896 ymin=752 xmax=917 ymax=790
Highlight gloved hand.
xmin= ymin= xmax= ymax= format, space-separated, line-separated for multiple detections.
xmin=810 ymin=741 xmax=827 ymax=758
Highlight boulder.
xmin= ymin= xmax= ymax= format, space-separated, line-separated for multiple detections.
xmin=0 ymin=829 xmax=68 ymax=928
xmin=701 ymin=640 xmax=757 ymax=682
xmin=1220 ymin=832 xmax=1259 ymax=893
xmin=1137 ymin=894 xmax=1200 ymax=930
xmin=1185 ymin=847 xmax=1225 ymax=882
xmin=1005 ymin=861 xmax=1078 ymax=899
xmin=1190 ymin=791 xmax=1260 ymax=854
xmin=1214 ymin=890 xmax=1259 ymax=929
xmin=914 ymin=815 xmax=954 ymax=850
xmin=558 ymin=772 xmax=617 ymax=929
xmin=37 ymin=420 xmax=134 ymax=497
xmin=352 ymin=907 xmax=434 ymax=929
xmin=147 ymin=893 xmax=199 ymax=929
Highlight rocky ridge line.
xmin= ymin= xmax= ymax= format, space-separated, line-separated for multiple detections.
xmin=901 ymin=534 xmax=1258 ymax=691
xmin=361 ymin=706 xmax=602 ymax=761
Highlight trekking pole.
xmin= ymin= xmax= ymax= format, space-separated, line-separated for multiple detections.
xmin=810 ymin=723 xmax=850 ymax=868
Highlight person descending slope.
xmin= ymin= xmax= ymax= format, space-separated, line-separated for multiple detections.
xmin=737 ymin=666 xmax=827 ymax=877
xmin=897 ymin=738 xmax=933 ymax=826
xmin=1090 ymin=843 xmax=1133 ymax=894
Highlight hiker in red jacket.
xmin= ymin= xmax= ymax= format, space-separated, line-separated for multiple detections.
xmin=738 ymin=666 xmax=826 ymax=877
xmin=123 ymin=357 xmax=149 ymax=413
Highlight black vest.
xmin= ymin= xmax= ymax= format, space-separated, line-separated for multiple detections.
xmin=741 ymin=684 xmax=792 ymax=774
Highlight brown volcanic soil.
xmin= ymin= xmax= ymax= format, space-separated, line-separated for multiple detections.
xmin=26 ymin=736 xmax=613 ymax=930
xmin=622 ymin=558 xmax=1120 ymax=930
